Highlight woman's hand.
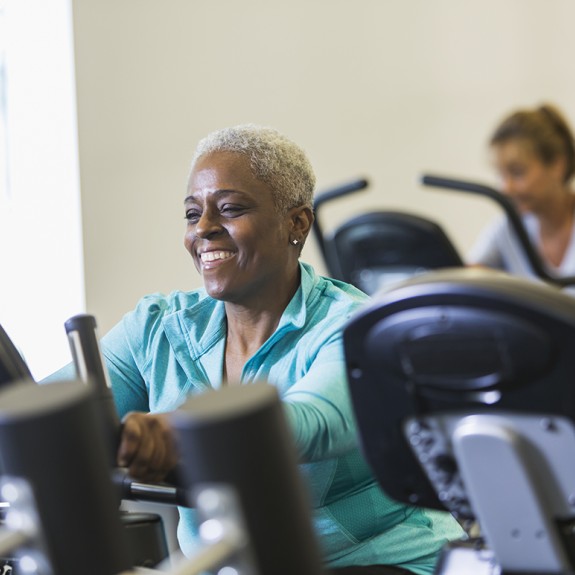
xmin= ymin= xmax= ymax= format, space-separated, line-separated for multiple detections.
xmin=117 ymin=411 xmax=179 ymax=483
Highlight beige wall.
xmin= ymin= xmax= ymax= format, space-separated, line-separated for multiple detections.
xmin=72 ymin=0 xmax=575 ymax=333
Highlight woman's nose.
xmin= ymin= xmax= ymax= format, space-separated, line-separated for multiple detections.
xmin=500 ymin=176 xmax=516 ymax=196
xmin=195 ymin=208 xmax=223 ymax=238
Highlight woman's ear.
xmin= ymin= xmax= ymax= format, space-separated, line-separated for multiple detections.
xmin=288 ymin=206 xmax=314 ymax=243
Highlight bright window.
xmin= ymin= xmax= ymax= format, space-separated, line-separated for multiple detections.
xmin=0 ymin=0 xmax=84 ymax=380
xmin=0 ymin=0 xmax=7 ymax=202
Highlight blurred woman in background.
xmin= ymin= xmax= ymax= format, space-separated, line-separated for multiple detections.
xmin=468 ymin=103 xmax=575 ymax=281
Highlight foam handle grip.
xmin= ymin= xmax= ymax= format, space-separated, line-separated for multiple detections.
xmin=0 ymin=381 xmax=131 ymax=575
xmin=170 ymin=383 xmax=323 ymax=575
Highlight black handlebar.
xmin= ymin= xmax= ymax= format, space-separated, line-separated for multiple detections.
xmin=421 ymin=174 xmax=575 ymax=288
xmin=64 ymin=315 xmax=114 ymax=394
xmin=113 ymin=467 xmax=190 ymax=507
xmin=312 ymin=178 xmax=369 ymax=265
xmin=313 ymin=178 xmax=369 ymax=211
xmin=64 ymin=313 xmax=190 ymax=507
xmin=64 ymin=314 xmax=121 ymax=463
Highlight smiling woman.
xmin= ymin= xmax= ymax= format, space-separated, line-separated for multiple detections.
xmin=47 ymin=124 xmax=465 ymax=574
xmin=184 ymin=145 xmax=314 ymax=382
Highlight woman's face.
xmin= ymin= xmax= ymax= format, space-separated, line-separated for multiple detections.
xmin=184 ymin=151 xmax=298 ymax=304
xmin=492 ymin=139 xmax=565 ymax=214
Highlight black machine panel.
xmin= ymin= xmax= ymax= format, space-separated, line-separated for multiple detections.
xmin=343 ymin=268 xmax=575 ymax=516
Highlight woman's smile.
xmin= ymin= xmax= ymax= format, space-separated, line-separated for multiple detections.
xmin=200 ymin=250 xmax=235 ymax=265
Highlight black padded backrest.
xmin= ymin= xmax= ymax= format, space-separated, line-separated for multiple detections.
xmin=343 ymin=268 xmax=575 ymax=512
xmin=0 ymin=323 xmax=33 ymax=385
xmin=325 ymin=211 xmax=463 ymax=294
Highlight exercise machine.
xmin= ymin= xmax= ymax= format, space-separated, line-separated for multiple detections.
xmin=0 ymin=317 xmax=177 ymax=571
xmin=312 ymin=178 xmax=463 ymax=294
xmin=0 ymin=380 xmax=324 ymax=575
xmin=0 ymin=316 xmax=324 ymax=575
xmin=343 ymin=266 xmax=575 ymax=574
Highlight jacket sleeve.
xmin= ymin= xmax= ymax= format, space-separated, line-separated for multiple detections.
xmin=101 ymin=319 xmax=150 ymax=417
xmin=281 ymin=332 xmax=359 ymax=462
xmin=100 ymin=293 xmax=178 ymax=417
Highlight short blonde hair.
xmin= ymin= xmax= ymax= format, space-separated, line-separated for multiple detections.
xmin=190 ymin=124 xmax=316 ymax=213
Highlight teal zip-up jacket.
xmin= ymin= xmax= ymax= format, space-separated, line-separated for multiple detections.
xmin=64 ymin=262 xmax=464 ymax=572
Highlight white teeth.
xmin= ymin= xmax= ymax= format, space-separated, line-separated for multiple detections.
xmin=200 ymin=251 xmax=233 ymax=263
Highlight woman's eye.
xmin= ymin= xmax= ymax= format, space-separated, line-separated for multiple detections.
xmin=185 ymin=210 xmax=201 ymax=223
xmin=505 ymin=163 xmax=527 ymax=178
xmin=220 ymin=205 xmax=244 ymax=216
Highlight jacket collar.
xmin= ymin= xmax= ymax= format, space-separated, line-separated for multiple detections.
xmin=161 ymin=262 xmax=318 ymax=381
